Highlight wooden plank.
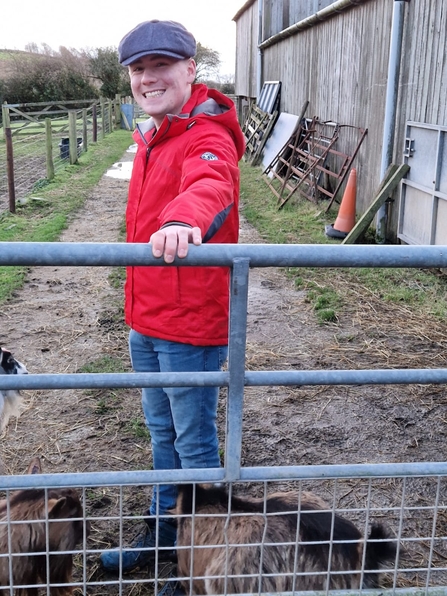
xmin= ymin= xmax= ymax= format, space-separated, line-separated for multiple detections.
xmin=243 ymin=105 xmax=278 ymax=165
xmin=251 ymin=111 xmax=278 ymax=166
xmin=341 ymin=164 xmax=410 ymax=245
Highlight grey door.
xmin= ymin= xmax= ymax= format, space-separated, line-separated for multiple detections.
xmin=398 ymin=121 xmax=447 ymax=245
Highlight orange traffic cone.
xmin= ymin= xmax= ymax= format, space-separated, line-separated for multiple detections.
xmin=325 ymin=169 xmax=357 ymax=239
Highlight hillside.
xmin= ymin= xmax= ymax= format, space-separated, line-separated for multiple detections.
xmin=0 ymin=49 xmax=41 ymax=80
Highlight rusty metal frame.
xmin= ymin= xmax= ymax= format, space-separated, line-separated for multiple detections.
xmin=263 ymin=118 xmax=338 ymax=209
xmin=263 ymin=118 xmax=367 ymax=210
xmin=324 ymin=125 xmax=368 ymax=212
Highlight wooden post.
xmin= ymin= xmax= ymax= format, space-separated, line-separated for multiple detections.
xmin=108 ymin=99 xmax=113 ymax=134
xmin=114 ymin=94 xmax=121 ymax=129
xmin=5 ymin=127 xmax=16 ymax=213
xmin=342 ymin=164 xmax=410 ymax=244
xmin=82 ymin=108 xmax=88 ymax=152
xmin=92 ymin=103 xmax=98 ymax=143
xmin=68 ymin=110 xmax=78 ymax=164
xmin=45 ymin=118 xmax=54 ymax=180
xmin=2 ymin=103 xmax=11 ymax=140
xmin=100 ymin=98 xmax=105 ymax=140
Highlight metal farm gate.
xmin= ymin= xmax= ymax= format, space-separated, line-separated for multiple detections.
xmin=1 ymin=241 xmax=447 ymax=595
xmin=399 ymin=122 xmax=447 ymax=246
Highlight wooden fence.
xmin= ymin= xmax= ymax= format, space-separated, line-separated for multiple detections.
xmin=0 ymin=96 xmax=123 ymax=212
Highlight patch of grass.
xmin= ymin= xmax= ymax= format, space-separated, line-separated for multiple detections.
xmin=0 ymin=130 xmax=132 ymax=304
xmin=117 ymin=216 xmax=127 ymax=240
xmin=78 ymin=356 xmax=128 ymax=374
xmin=109 ymin=267 xmax=126 ymax=289
xmin=347 ymin=267 xmax=447 ymax=310
xmin=127 ymin=418 xmax=151 ymax=440
xmin=240 ymin=161 xmax=447 ymax=323
xmin=0 ymin=51 xmax=17 ymax=60
xmin=305 ymin=284 xmax=341 ymax=325
xmin=219 ymin=447 xmax=225 ymax=464
xmin=32 ymin=177 xmax=52 ymax=192
xmin=85 ymin=388 xmax=124 ymax=414
xmin=316 ymin=308 xmax=338 ymax=323
xmin=240 ymin=162 xmax=338 ymax=246
xmin=78 ymin=357 xmax=129 ymax=413
xmin=0 ymin=266 xmax=28 ymax=302
xmin=94 ymin=397 xmax=113 ymax=415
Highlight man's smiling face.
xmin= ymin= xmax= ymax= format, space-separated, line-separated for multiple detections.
xmin=129 ymin=55 xmax=196 ymax=128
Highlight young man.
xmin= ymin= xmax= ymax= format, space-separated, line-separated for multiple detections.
xmin=100 ymin=20 xmax=245 ymax=575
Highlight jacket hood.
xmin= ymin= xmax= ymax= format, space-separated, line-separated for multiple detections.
xmin=134 ymin=84 xmax=245 ymax=161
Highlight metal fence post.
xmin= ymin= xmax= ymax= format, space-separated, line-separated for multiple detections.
xmin=225 ymin=257 xmax=250 ymax=481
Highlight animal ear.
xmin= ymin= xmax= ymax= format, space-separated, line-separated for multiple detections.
xmin=0 ymin=348 xmax=9 ymax=368
xmin=27 ymin=457 xmax=42 ymax=475
xmin=48 ymin=495 xmax=82 ymax=519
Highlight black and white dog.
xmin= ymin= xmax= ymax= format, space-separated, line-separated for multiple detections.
xmin=0 ymin=348 xmax=28 ymax=432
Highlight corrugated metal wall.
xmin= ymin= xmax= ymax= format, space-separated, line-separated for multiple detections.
xmin=234 ymin=0 xmax=447 ymax=242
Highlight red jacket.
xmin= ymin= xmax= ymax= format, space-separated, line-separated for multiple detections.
xmin=125 ymin=84 xmax=246 ymax=345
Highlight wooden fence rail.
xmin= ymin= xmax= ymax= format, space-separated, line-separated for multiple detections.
xmin=0 ymin=96 xmax=126 ymax=212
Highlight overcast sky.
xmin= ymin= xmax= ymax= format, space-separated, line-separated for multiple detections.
xmin=1 ymin=0 xmax=245 ymax=76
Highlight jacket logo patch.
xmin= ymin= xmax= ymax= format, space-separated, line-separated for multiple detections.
xmin=201 ymin=152 xmax=219 ymax=161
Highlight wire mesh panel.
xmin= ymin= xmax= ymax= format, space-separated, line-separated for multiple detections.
xmin=2 ymin=473 xmax=447 ymax=594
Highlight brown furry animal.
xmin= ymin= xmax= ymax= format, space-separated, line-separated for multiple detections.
xmin=0 ymin=457 xmax=89 ymax=595
xmin=174 ymin=484 xmax=397 ymax=595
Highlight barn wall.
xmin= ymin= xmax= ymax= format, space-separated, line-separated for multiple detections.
xmin=234 ymin=2 xmax=258 ymax=99
xmin=234 ymin=0 xmax=447 ymax=242
xmin=261 ymin=0 xmax=392 ymax=227
xmin=391 ymin=0 xmax=447 ymax=236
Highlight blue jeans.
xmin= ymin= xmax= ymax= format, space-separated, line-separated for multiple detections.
xmin=129 ymin=329 xmax=228 ymax=517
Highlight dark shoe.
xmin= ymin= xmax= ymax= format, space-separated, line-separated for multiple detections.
xmin=100 ymin=519 xmax=177 ymax=573
xmin=158 ymin=565 xmax=189 ymax=596
xmin=158 ymin=578 xmax=186 ymax=596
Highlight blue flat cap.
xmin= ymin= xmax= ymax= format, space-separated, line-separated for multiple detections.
xmin=119 ymin=20 xmax=197 ymax=65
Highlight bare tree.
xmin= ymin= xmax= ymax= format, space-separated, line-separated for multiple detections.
xmin=194 ymin=43 xmax=221 ymax=82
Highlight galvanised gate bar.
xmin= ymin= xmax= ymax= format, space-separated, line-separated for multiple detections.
xmin=1 ymin=241 xmax=447 ymax=595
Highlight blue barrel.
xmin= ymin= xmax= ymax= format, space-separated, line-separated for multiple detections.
xmin=120 ymin=104 xmax=134 ymax=130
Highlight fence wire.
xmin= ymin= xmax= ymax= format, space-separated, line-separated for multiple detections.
xmin=0 ymin=103 xmax=113 ymax=210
